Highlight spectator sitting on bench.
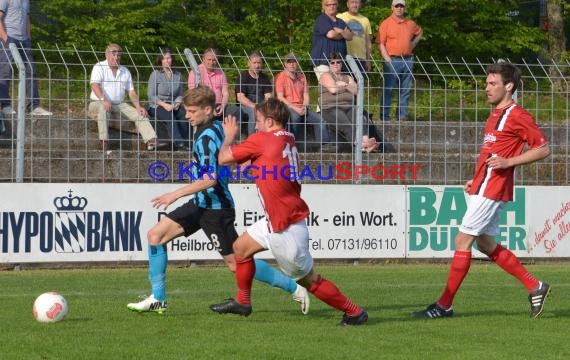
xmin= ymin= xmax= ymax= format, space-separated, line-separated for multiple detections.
xmin=89 ymin=43 xmax=165 ymax=151
xmin=147 ymin=47 xmax=190 ymax=151
xmin=236 ymin=50 xmax=272 ymax=136
xmin=274 ymin=52 xmax=330 ymax=150
xmin=319 ymin=52 xmax=381 ymax=153
xmin=188 ymin=48 xmax=239 ymax=122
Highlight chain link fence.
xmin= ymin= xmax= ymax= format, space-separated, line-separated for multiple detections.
xmin=0 ymin=46 xmax=567 ymax=185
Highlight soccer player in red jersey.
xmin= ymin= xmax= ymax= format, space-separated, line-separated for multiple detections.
xmin=209 ymin=98 xmax=368 ymax=326
xmin=413 ymin=62 xmax=551 ymax=319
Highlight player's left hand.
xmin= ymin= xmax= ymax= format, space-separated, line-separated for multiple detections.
xmin=222 ymin=115 xmax=239 ymax=142
xmin=464 ymin=179 xmax=473 ymax=193
xmin=486 ymin=155 xmax=510 ymax=170
xmin=151 ymin=193 xmax=177 ymax=210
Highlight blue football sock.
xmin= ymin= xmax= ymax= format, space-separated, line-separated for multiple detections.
xmin=148 ymin=244 xmax=168 ymax=301
xmin=253 ymin=258 xmax=297 ymax=294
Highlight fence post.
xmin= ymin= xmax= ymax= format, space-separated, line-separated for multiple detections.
xmin=10 ymin=43 xmax=26 ymax=183
xmin=346 ymin=55 xmax=363 ymax=180
xmin=184 ymin=48 xmax=200 ymax=86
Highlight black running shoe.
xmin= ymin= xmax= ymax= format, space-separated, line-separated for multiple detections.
xmin=412 ymin=303 xmax=453 ymax=319
xmin=340 ymin=310 xmax=368 ymax=326
xmin=529 ymin=281 xmax=550 ymax=319
xmin=209 ymin=298 xmax=252 ymax=317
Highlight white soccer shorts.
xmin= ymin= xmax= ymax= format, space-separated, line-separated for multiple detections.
xmin=247 ymin=218 xmax=314 ymax=280
xmin=459 ymin=194 xmax=505 ymax=237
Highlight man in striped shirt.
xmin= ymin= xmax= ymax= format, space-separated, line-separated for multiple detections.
xmin=127 ymin=86 xmax=309 ymax=315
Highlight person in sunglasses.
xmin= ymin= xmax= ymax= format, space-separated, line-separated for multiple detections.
xmin=318 ymin=52 xmax=383 ymax=153
xmin=274 ymin=52 xmax=330 ymax=151
xmin=376 ymin=0 xmax=422 ymax=122
xmin=90 ymin=44 xmax=164 ymax=151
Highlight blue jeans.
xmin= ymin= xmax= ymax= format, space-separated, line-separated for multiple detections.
xmin=382 ymin=57 xmax=414 ymax=121
xmin=0 ymin=38 xmax=41 ymax=110
xmin=288 ymin=108 xmax=329 ymax=144
xmin=238 ymin=105 xmax=256 ymax=135
xmin=213 ymin=104 xmax=240 ymax=123
xmin=148 ymin=105 xmax=189 ymax=145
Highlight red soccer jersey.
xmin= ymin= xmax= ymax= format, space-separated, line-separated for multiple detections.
xmin=470 ymin=101 xmax=548 ymax=201
xmin=230 ymin=129 xmax=310 ymax=232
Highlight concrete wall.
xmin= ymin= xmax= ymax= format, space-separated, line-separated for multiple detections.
xmin=0 ymin=113 xmax=566 ymax=184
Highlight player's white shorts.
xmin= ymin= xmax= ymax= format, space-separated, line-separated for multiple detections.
xmin=247 ymin=217 xmax=313 ymax=280
xmin=459 ymin=195 xmax=504 ymax=237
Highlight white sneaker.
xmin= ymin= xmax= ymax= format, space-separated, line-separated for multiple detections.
xmin=127 ymin=295 xmax=167 ymax=314
xmin=30 ymin=107 xmax=52 ymax=116
xmin=292 ymin=285 xmax=310 ymax=315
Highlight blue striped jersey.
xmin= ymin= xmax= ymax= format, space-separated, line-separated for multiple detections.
xmin=191 ymin=120 xmax=234 ymax=209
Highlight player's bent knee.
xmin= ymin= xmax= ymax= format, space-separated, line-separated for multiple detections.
xmin=298 ymin=269 xmax=318 ymax=289
xmin=147 ymin=228 xmax=163 ymax=246
xmin=232 ymin=241 xmax=248 ymax=260
xmin=454 ymin=232 xmax=475 ymax=251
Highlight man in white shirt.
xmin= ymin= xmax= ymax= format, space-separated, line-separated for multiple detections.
xmin=89 ymin=43 xmax=163 ymax=151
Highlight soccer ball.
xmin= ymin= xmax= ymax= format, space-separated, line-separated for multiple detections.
xmin=33 ymin=291 xmax=68 ymax=323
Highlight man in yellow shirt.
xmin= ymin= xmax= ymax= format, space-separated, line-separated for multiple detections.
xmin=337 ymin=0 xmax=372 ymax=73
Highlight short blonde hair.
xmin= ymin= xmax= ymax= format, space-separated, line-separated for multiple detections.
xmin=184 ymin=85 xmax=216 ymax=110
xmin=322 ymin=0 xmax=337 ymax=11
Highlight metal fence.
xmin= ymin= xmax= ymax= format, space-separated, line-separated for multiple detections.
xmin=0 ymin=45 xmax=567 ymax=185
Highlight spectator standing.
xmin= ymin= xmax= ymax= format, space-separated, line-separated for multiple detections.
xmin=236 ymin=51 xmax=272 ymax=135
xmin=337 ymin=0 xmax=372 ymax=73
xmin=274 ymin=52 xmax=329 ymax=150
xmin=376 ymin=0 xmax=422 ymax=121
xmin=188 ymin=48 xmax=238 ymax=121
xmin=89 ymin=43 xmax=163 ymax=151
xmin=147 ymin=48 xmax=190 ymax=151
xmin=310 ymin=0 xmax=352 ymax=80
xmin=0 ymin=0 xmax=51 ymax=116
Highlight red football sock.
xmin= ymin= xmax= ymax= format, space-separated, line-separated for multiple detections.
xmin=489 ymin=244 xmax=539 ymax=292
xmin=235 ymin=257 xmax=255 ymax=305
xmin=309 ymin=275 xmax=362 ymax=316
xmin=437 ymin=250 xmax=471 ymax=309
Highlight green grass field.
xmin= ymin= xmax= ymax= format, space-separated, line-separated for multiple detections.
xmin=1 ymin=263 xmax=568 ymax=360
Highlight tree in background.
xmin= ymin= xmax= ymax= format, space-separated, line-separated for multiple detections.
xmin=545 ymin=0 xmax=569 ymax=91
xmin=32 ymin=0 xmax=165 ymax=50
xmin=30 ymin=0 xmax=565 ymax=63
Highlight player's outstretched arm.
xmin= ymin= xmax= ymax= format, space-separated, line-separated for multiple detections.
xmin=151 ymin=177 xmax=217 ymax=210
xmin=219 ymin=115 xmax=239 ymax=165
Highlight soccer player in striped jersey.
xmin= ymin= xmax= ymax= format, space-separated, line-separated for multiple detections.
xmin=209 ymin=98 xmax=367 ymax=326
xmin=413 ymin=62 xmax=551 ymax=319
xmin=127 ymin=86 xmax=309 ymax=314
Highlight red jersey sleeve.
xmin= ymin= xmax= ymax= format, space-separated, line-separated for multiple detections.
xmin=230 ymin=133 xmax=265 ymax=164
xmin=512 ymin=109 xmax=548 ymax=149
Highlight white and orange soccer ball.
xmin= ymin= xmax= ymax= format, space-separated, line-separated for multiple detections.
xmin=33 ymin=291 xmax=68 ymax=323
